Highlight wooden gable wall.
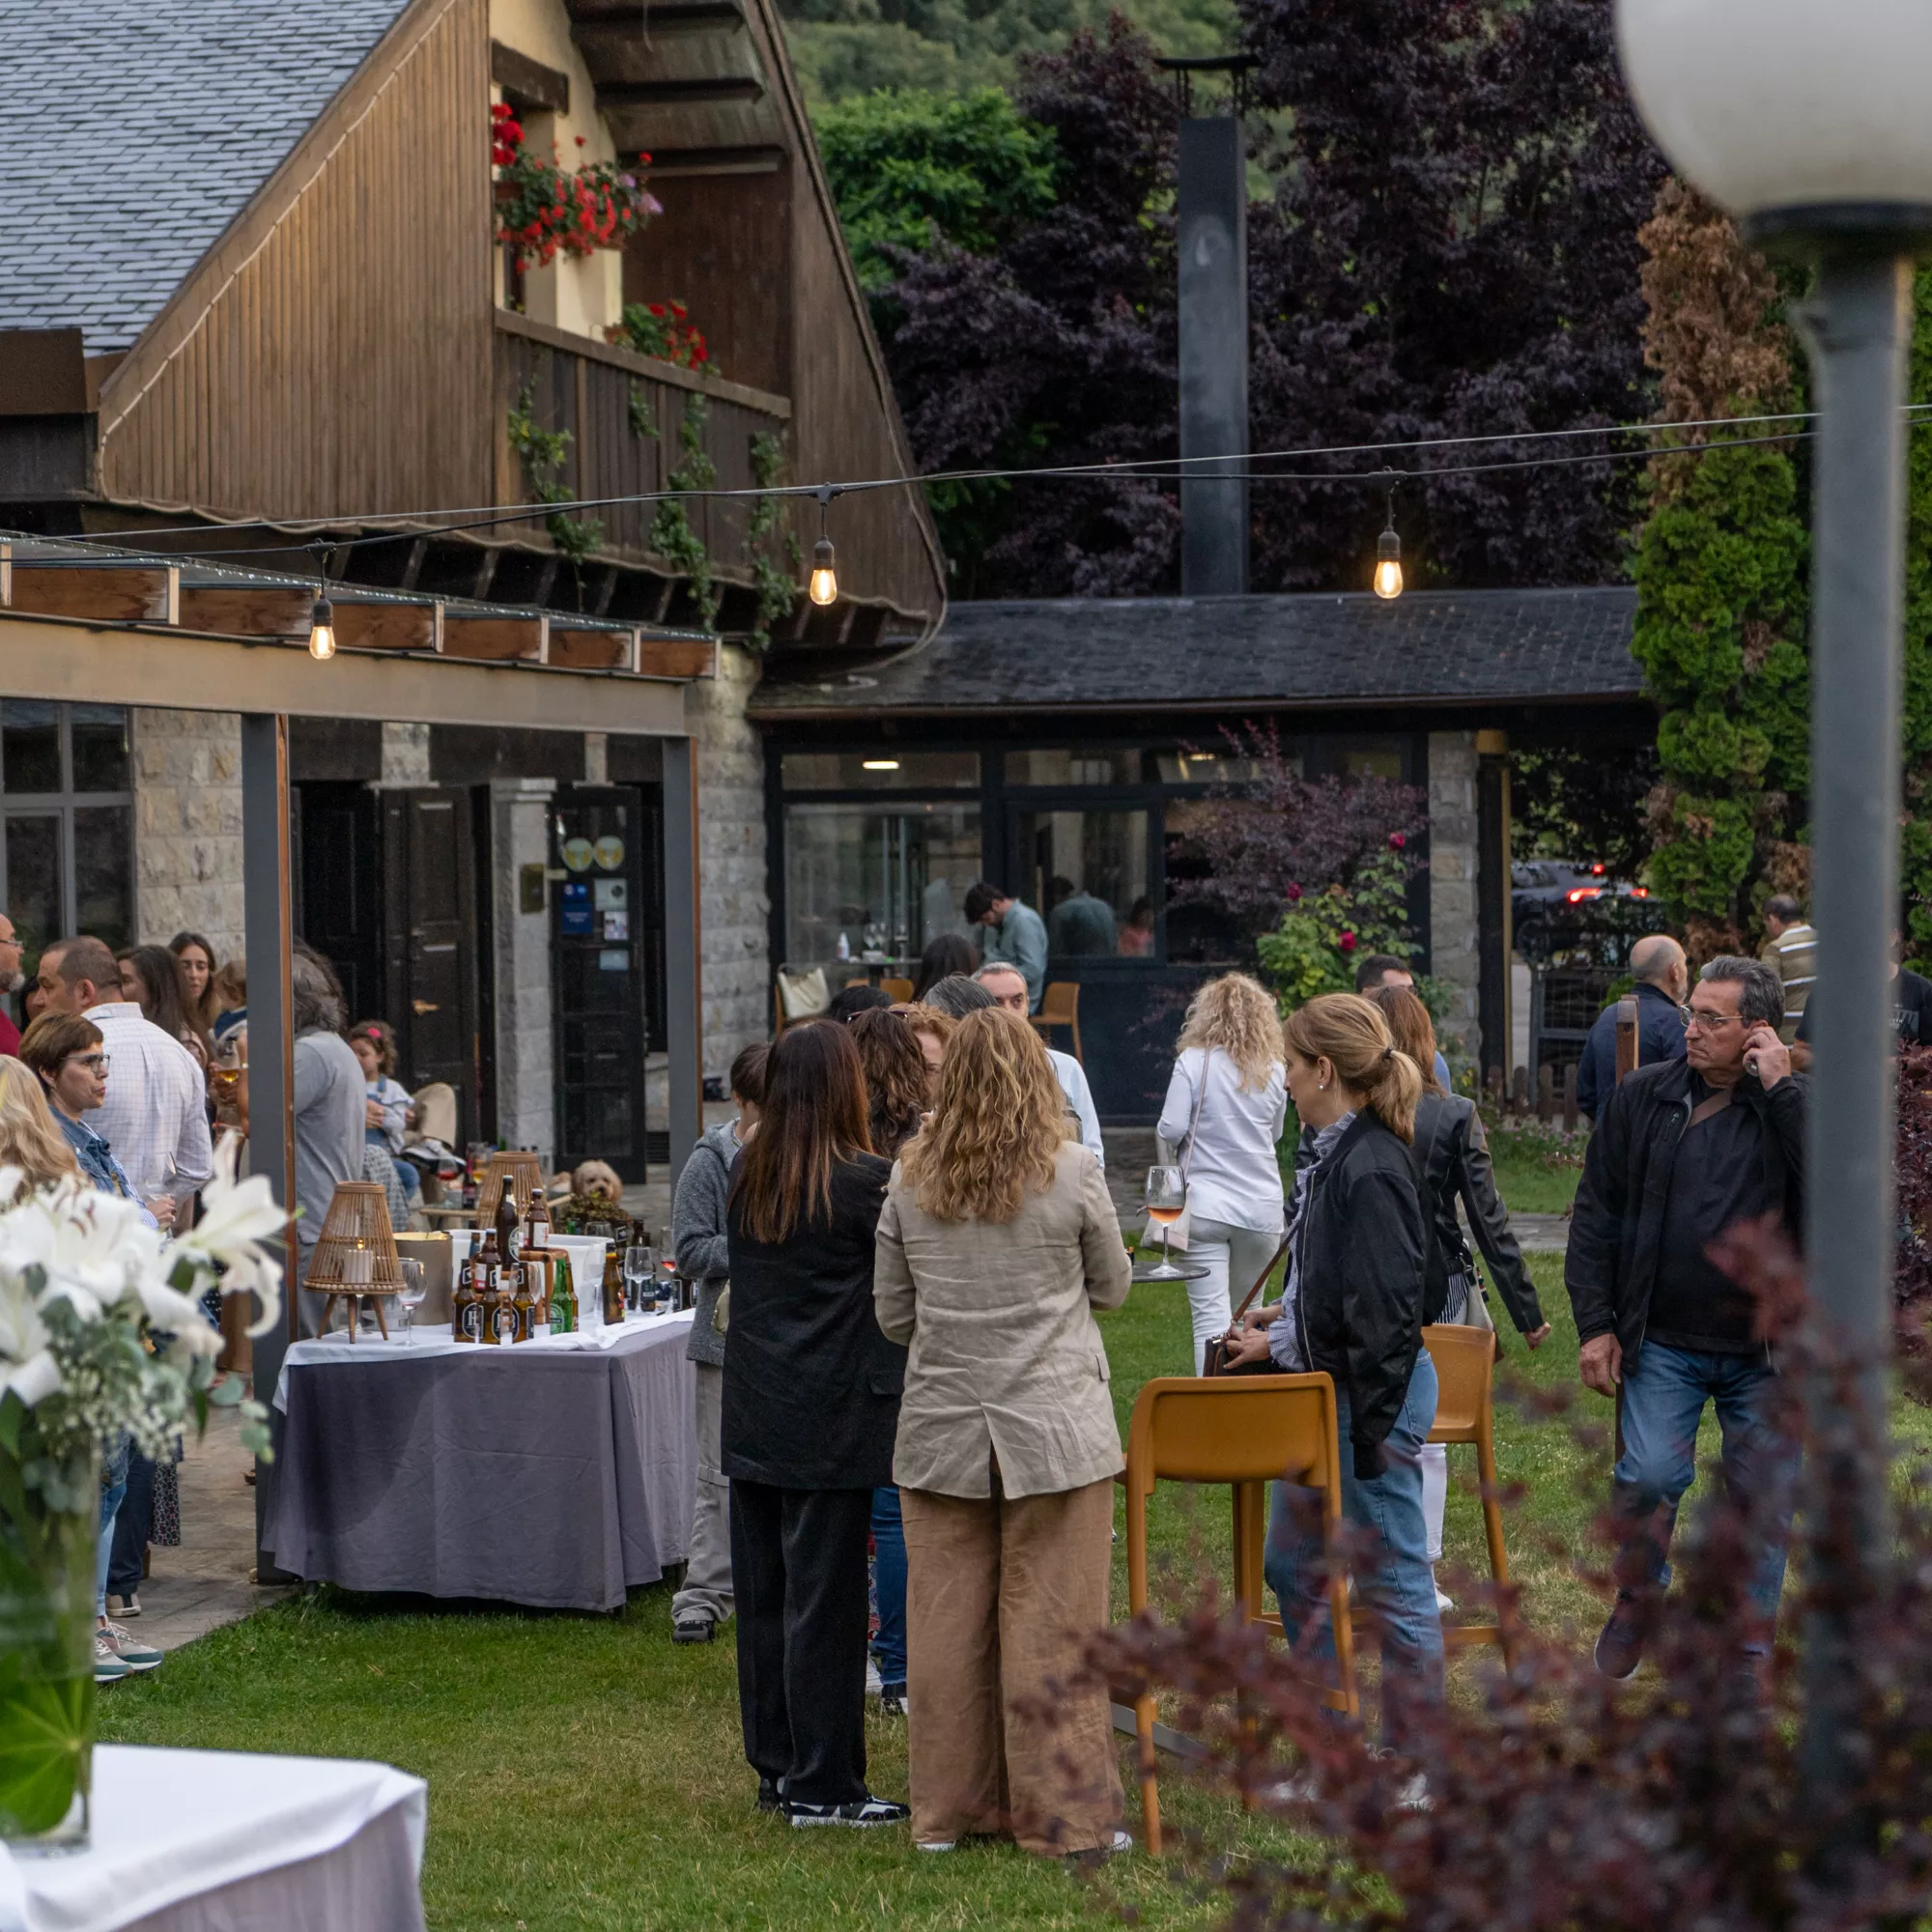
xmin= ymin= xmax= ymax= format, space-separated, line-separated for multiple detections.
xmin=96 ymin=0 xmax=494 ymax=524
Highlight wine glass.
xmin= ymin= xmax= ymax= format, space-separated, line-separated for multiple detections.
xmin=396 ymin=1259 xmax=427 ymax=1346
xmin=1142 ymin=1166 xmax=1186 ymax=1279
xmin=624 ymin=1244 xmax=653 ymax=1315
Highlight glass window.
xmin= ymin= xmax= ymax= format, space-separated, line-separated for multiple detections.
xmin=1329 ymin=736 xmax=1406 ymax=781
xmin=1163 ymin=798 xmax=1247 ymax=965
xmin=70 ymin=706 xmax=130 ymax=793
xmin=783 ymin=802 xmax=980 ymax=970
xmin=1012 ymin=809 xmax=1151 ymax=959
xmin=780 ymin=751 xmax=980 ymax=791
xmin=5 ymin=815 xmax=60 ymax=960
xmin=3 ymin=701 xmax=61 ymax=794
xmin=1007 ymin=748 xmax=1142 ymax=786
xmin=1152 ymin=746 xmax=1290 ymax=785
xmin=73 ymin=807 xmax=131 ymax=951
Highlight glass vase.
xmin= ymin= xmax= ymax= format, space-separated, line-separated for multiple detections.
xmin=0 ymin=1454 xmax=99 ymax=1851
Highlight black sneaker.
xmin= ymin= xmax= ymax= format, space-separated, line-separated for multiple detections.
xmin=879 ymin=1683 xmax=906 ymax=1718
xmin=1594 ymin=1587 xmax=1654 ymax=1681
xmin=786 ymin=1795 xmax=911 ymax=1829
xmin=756 ymin=1777 xmax=784 ymax=1814
xmin=671 ymin=1613 xmax=716 ymax=1645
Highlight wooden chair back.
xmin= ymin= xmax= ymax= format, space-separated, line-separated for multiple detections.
xmin=1419 ymin=1323 xmax=1516 ymax=1663
xmin=412 ymin=1081 xmax=457 ymax=1146
xmin=881 ymin=977 xmax=914 ymax=1004
xmin=1123 ymin=1373 xmax=1355 ymax=1854
xmin=1028 ymin=980 xmax=1083 ymax=1063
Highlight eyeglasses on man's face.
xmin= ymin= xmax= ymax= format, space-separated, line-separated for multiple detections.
xmin=1678 ymin=1005 xmax=1746 ymax=1033
xmin=67 ymin=1053 xmax=109 ymax=1074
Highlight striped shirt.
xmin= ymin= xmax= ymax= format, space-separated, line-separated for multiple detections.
xmin=83 ymin=1003 xmax=213 ymax=1205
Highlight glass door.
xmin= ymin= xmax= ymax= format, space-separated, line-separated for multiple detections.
xmin=1004 ymin=799 xmax=1154 ymax=964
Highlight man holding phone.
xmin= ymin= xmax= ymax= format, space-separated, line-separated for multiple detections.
xmin=1565 ymin=954 xmax=1804 ymax=1682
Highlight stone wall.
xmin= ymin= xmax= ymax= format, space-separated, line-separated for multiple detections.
xmin=491 ymin=779 xmax=556 ymax=1161
xmin=131 ymin=709 xmax=244 ymax=960
xmin=1427 ymin=729 xmax=1482 ymax=1066
xmin=688 ymin=644 xmax=770 ymax=1077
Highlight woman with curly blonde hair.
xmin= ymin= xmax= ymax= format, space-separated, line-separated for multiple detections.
xmin=875 ymin=1008 xmax=1132 ymax=1856
xmin=1158 ymin=973 xmax=1289 ymax=1371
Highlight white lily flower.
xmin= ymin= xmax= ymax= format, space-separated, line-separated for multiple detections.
xmin=0 ymin=1350 xmax=61 ymax=1407
xmin=176 ymin=1137 xmax=287 ymax=1338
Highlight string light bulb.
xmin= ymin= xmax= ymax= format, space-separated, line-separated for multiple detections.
xmin=1372 ymin=481 xmax=1404 ymax=600
xmin=307 ymin=594 xmax=336 ymax=661
xmin=807 ymin=485 xmax=838 ymax=607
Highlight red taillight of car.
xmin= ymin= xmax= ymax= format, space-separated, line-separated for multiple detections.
xmin=1631 ymin=887 xmax=1649 ymax=898
xmin=1566 ymin=887 xmax=1604 ymax=902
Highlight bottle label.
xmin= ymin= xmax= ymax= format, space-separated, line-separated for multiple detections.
xmin=459 ymin=1301 xmax=483 ymax=1343
xmin=494 ymin=1302 xmax=518 ymax=1343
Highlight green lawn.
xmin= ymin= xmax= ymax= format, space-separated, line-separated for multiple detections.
xmin=97 ymin=1255 xmax=1768 ymax=1930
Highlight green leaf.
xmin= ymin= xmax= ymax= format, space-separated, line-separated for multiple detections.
xmin=0 ymin=1669 xmax=91 ymax=1837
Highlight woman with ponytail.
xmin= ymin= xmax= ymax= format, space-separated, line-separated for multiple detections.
xmin=1217 ymin=991 xmax=1440 ymax=1744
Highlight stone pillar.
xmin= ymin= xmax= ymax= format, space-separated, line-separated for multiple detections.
xmin=1427 ymin=729 xmax=1482 ymax=1067
xmin=491 ymin=780 xmax=555 ymax=1161
xmin=688 ymin=644 xmax=770 ymax=1074
xmin=377 ymin=723 xmax=430 ymax=790
xmin=132 ymin=709 xmax=245 ymax=960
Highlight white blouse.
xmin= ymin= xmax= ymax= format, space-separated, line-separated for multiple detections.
xmin=1156 ymin=1046 xmax=1288 ymax=1233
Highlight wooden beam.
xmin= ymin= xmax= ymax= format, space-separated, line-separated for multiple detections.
xmin=334 ymin=599 xmax=442 ymax=653
xmin=568 ymin=0 xmax=742 ymax=24
xmin=595 ymin=77 xmax=763 ymax=106
xmin=641 ymin=144 xmax=784 ymax=176
xmin=491 ymin=40 xmax=570 ymax=112
xmin=0 ymin=610 xmax=689 ymax=735
xmin=442 ymin=613 xmax=547 ymax=663
xmin=493 ymin=309 xmax=790 ymax=417
xmin=636 ymin=637 xmax=717 ymax=679
xmin=177 ymin=584 xmax=312 ymax=639
xmin=4 ymin=560 xmax=177 ymax=624
xmin=549 ymin=626 xmax=637 ymax=671
xmin=0 ymin=329 xmax=88 ymax=416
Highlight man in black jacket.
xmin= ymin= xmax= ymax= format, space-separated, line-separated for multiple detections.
xmin=1565 ymin=954 xmax=1803 ymax=1680
xmin=1574 ymin=933 xmax=1689 ymax=1122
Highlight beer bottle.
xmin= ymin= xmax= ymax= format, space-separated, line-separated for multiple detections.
xmin=550 ymin=1254 xmax=576 ymax=1335
xmin=602 ymin=1246 xmax=625 ymax=1326
xmin=476 ymin=1227 xmax=503 ymax=1345
xmin=490 ymin=1268 xmax=518 ymax=1346
xmin=496 ymin=1177 xmax=521 ymax=1271
xmin=511 ymin=1264 xmax=537 ymax=1345
xmin=452 ymin=1248 xmax=479 ymax=1343
xmin=526 ymin=1184 xmax=551 ymax=1255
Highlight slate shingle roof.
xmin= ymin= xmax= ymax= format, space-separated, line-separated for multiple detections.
xmin=0 ymin=0 xmax=412 ymax=353
xmin=750 ymin=586 xmax=1645 ymax=716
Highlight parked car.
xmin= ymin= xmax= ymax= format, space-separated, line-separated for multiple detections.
xmin=1512 ymin=860 xmax=1653 ymax=965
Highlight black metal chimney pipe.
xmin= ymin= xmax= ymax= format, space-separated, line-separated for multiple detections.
xmin=1176 ymin=108 xmax=1249 ymax=596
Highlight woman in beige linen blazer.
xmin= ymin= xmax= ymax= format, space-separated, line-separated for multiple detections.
xmin=874 ymin=1006 xmax=1132 ymax=1857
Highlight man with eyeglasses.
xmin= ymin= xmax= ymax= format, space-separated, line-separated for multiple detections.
xmin=1566 ymin=954 xmax=1804 ymax=1683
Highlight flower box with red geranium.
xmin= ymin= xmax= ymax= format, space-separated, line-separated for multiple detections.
xmin=607 ymin=301 xmax=710 ymax=372
xmin=492 ymin=105 xmax=661 ymax=266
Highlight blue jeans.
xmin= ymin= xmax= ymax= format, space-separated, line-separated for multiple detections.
xmin=97 ymin=1432 xmax=132 ymax=1618
xmin=1612 ymin=1342 xmax=1799 ymax=1633
xmin=869 ymin=1486 xmax=906 ymax=1690
xmin=1264 ymin=1350 xmax=1442 ymax=1747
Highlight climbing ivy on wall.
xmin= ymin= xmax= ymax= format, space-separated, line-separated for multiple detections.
xmin=648 ymin=394 xmax=720 ymax=631
xmin=507 ymin=379 xmax=603 ymax=572
xmin=1630 ymin=181 xmax=1810 ymax=960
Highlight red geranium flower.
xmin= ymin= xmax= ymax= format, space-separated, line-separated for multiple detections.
xmin=1388 ymin=832 xmax=1406 ymax=850
xmin=1338 ymin=930 xmax=1357 ymax=952
xmin=1285 ymin=882 xmax=1303 ymax=902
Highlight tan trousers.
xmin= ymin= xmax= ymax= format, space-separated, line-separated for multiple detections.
xmin=900 ymin=1475 xmax=1122 ymax=1855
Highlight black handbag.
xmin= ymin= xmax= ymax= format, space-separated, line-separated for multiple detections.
xmin=1201 ymin=1232 xmax=1294 ymax=1378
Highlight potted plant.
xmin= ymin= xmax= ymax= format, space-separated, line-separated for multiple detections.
xmin=0 ymin=1138 xmax=283 ymax=1848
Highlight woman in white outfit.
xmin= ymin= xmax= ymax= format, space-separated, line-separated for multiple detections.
xmin=1156 ymin=974 xmax=1288 ymax=1373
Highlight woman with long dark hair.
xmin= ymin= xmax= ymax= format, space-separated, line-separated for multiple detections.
xmin=911 ymin=932 xmax=977 ymax=1003
xmin=1218 ymin=991 xmax=1439 ymax=1746
xmin=169 ymin=931 xmax=218 ymax=1039
xmin=120 ymin=945 xmax=196 ymax=1052
xmin=1368 ymin=983 xmax=1546 ymax=1609
xmin=724 ymin=1020 xmax=909 ymax=1828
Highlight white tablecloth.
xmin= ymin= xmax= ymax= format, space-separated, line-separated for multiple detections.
xmin=0 ymin=1747 xmax=425 ymax=1932
xmin=273 ymin=1308 xmax=695 ymax=1411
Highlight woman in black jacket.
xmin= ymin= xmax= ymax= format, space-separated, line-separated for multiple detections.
xmin=724 ymin=1020 xmax=909 ymax=1829
xmin=1219 ymin=992 xmax=1439 ymax=1744
xmin=1369 ymin=985 xmax=1547 ymax=1610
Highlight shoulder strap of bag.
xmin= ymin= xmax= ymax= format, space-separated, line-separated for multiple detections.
xmin=1178 ymin=1046 xmax=1212 ymax=1182
xmin=1230 ymin=1229 xmax=1293 ymax=1326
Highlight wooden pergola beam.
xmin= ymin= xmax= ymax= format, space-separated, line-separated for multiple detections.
xmin=441 ymin=612 xmax=547 ymax=663
xmin=3 ymin=558 xmax=179 ymax=624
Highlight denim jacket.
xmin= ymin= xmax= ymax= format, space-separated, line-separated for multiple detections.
xmin=54 ymin=1112 xmax=159 ymax=1230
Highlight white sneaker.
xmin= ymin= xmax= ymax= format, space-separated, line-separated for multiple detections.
xmin=865 ymin=1660 xmax=882 ymax=1696
xmin=916 ymin=1840 xmax=955 ymax=1854
xmin=106 ymin=1592 xmax=141 ymax=1619
xmin=1431 ymin=1567 xmax=1454 ymax=1615
xmin=100 ymin=1620 xmax=162 ymax=1672
xmin=93 ymin=1630 xmax=129 ymax=1685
